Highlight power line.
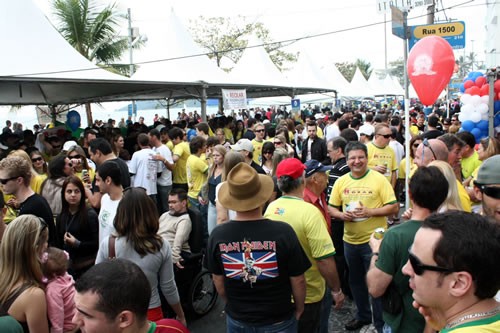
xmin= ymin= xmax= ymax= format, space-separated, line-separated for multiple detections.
xmin=12 ymin=0 xmax=479 ymax=77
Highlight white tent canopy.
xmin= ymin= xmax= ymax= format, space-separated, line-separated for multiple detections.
xmin=131 ymin=8 xmax=229 ymax=85
xmin=339 ymin=67 xmax=374 ymax=100
xmin=285 ymin=52 xmax=333 ymax=90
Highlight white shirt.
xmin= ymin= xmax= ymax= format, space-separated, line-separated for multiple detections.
xmin=154 ymin=144 xmax=174 ymax=187
xmin=128 ymin=147 xmax=161 ymax=195
xmin=98 ymin=194 xmax=120 ymax=244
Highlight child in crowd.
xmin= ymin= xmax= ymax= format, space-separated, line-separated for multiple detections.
xmin=41 ymin=247 xmax=77 ymax=333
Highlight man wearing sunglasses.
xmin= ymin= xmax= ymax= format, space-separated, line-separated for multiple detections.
xmin=473 ymin=155 xmax=500 ymax=223
xmin=251 ymin=123 xmax=266 ymax=165
xmin=402 ymin=211 xmax=500 ymax=332
xmin=367 ymin=124 xmax=397 ymax=189
xmin=366 ymin=166 xmax=449 ymax=333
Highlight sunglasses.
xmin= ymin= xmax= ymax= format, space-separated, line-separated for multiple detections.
xmin=0 ymin=176 xmax=20 ymax=185
xmin=255 ymin=129 xmax=265 ymax=133
xmin=263 ymin=151 xmax=273 ymax=154
xmin=31 ymin=157 xmax=44 ymax=163
xmin=69 ymin=154 xmax=81 ymax=159
xmin=273 ymin=141 xmax=282 ymax=145
xmin=378 ymin=134 xmax=392 ymax=139
xmin=412 ymin=143 xmax=421 ymax=148
xmin=408 ymin=249 xmax=453 ymax=276
xmin=421 ymin=138 xmax=437 ymax=164
xmin=478 ymin=185 xmax=500 ymax=199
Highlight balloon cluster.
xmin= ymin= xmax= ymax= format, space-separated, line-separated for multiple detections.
xmin=458 ymin=72 xmax=500 ymax=143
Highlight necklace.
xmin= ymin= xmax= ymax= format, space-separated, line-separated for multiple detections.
xmin=444 ymin=306 xmax=500 ymax=329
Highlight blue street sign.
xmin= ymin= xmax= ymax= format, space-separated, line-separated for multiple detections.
xmin=291 ymin=98 xmax=300 ymax=111
xmin=409 ymin=21 xmax=466 ymax=50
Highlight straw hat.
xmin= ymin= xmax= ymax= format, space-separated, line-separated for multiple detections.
xmin=218 ymin=162 xmax=274 ymax=211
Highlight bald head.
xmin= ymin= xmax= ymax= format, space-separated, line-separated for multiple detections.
xmin=414 ymin=139 xmax=448 ymax=167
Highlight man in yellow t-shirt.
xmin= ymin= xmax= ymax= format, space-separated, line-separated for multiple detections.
xmin=328 ymin=142 xmax=398 ymax=331
xmin=367 ymin=124 xmax=397 ymax=188
xmin=402 ymin=211 xmax=500 ymax=333
xmin=456 ymin=131 xmax=482 ymax=180
xmin=168 ymin=127 xmax=191 ymax=192
xmin=251 ymin=123 xmax=266 ymax=165
xmin=264 ymin=158 xmax=344 ymax=332
xmin=186 ymin=136 xmax=208 ymax=237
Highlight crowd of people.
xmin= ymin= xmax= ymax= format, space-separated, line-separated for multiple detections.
xmin=0 ymin=102 xmax=499 ymax=333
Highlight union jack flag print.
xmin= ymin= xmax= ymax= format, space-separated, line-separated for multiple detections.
xmin=221 ymin=251 xmax=279 ymax=281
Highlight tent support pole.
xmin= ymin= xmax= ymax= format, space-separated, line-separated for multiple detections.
xmin=201 ymin=84 xmax=208 ymax=122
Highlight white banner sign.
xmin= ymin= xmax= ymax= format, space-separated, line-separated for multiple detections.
xmin=222 ymin=89 xmax=247 ymax=109
xmin=376 ymin=0 xmax=433 ymax=14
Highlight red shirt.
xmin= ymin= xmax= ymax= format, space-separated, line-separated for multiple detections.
xmin=303 ymin=187 xmax=331 ymax=235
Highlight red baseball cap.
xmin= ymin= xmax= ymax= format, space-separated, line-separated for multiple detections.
xmin=276 ymin=158 xmax=305 ymax=179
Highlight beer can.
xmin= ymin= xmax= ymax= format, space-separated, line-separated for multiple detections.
xmin=374 ymin=227 xmax=385 ymax=240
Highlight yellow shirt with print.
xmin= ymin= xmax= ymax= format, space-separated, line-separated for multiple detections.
xmin=461 ymin=150 xmax=482 ymax=180
xmin=252 ymin=139 xmax=265 ymax=164
xmin=329 ymin=170 xmax=397 ymax=245
xmin=456 ymin=179 xmax=472 ymax=212
xmin=264 ymin=196 xmax=335 ymax=304
xmin=367 ymin=142 xmax=397 ymax=183
xmin=172 ymin=141 xmax=191 ymax=184
xmin=186 ymin=155 xmax=209 ymax=199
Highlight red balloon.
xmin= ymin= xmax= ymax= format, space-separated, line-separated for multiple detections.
xmin=480 ymin=84 xmax=490 ymax=96
xmin=464 ymin=80 xmax=475 ymax=89
xmin=407 ymin=36 xmax=455 ymax=105
xmin=495 ymin=79 xmax=500 ymax=93
xmin=469 ymin=86 xmax=480 ymax=96
xmin=475 ymin=76 xmax=486 ymax=87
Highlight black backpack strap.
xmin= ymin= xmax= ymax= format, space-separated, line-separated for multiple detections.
xmin=0 ymin=284 xmax=32 ymax=315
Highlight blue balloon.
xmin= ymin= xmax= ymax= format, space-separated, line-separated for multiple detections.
xmin=472 ymin=71 xmax=483 ymax=80
xmin=477 ymin=120 xmax=489 ymax=130
xmin=494 ymin=101 xmax=500 ymax=112
xmin=66 ymin=110 xmax=81 ymax=132
xmin=459 ymin=83 xmax=465 ymax=93
xmin=461 ymin=120 xmax=475 ymax=132
xmin=471 ymin=127 xmax=482 ymax=139
xmin=495 ymin=114 xmax=500 ymax=127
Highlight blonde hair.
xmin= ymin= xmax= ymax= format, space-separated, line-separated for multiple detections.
xmin=221 ymin=151 xmax=245 ymax=181
xmin=428 ymin=160 xmax=463 ymax=211
xmin=0 ymin=155 xmax=32 ymax=185
xmin=272 ymin=148 xmax=289 ymax=177
xmin=0 ymin=215 xmax=47 ymax=302
xmin=209 ymin=144 xmax=227 ymax=176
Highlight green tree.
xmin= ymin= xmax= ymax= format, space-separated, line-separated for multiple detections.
xmin=335 ymin=62 xmax=356 ymax=82
xmin=388 ymin=58 xmax=404 ymax=85
xmin=52 ymin=0 xmax=137 ymax=76
xmin=355 ymin=59 xmax=373 ymax=80
xmin=189 ymin=16 xmax=298 ymax=72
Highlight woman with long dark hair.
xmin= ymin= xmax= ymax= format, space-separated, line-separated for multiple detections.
xmin=95 ymin=188 xmax=186 ymax=326
xmin=56 ymin=176 xmax=98 ymax=279
xmin=40 ymin=154 xmax=74 ymax=217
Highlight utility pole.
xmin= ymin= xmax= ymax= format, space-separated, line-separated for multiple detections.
xmin=427 ymin=0 xmax=435 ymax=24
xmin=128 ymin=8 xmax=137 ymax=122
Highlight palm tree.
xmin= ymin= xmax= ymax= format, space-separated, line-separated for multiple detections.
xmin=52 ymin=0 xmax=132 ymax=75
xmin=355 ymin=59 xmax=373 ymax=80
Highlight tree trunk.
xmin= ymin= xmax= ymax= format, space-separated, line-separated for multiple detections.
xmin=85 ymin=102 xmax=93 ymax=127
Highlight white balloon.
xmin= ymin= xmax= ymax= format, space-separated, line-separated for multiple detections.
xmin=470 ymin=111 xmax=481 ymax=123
xmin=471 ymin=95 xmax=482 ymax=106
xmin=461 ymin=104 xmax=475 ymax=114
xmin=481 ymin=113 xmax=489 ymax=120
xmin=458 ymin=112 xmax=469 ymax=122
xmin=461 ymin=94 xmax=472 ymax=104
xmin=477 ymin=103 xmax=489 ymax=114
xmin=481 ymin=95 xmax=490 ymax=104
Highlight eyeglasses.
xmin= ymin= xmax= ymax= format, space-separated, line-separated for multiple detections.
xmin=255 ymin=129 xmax=265 ymax=133
xmin=69 ymin=154 xmax=81 ymax=159
xmin=31 ymin=157 xmax=43 ymax=163
xmin=408 ymin=249 xmax=453 ymax=276
xmin=478 ymin=185 xmax=500 ymax=199
xmin=378 ymin=134 xmax=392 ymax=139
xmin=421 ymin=138 xmax=437 ymax=164
xmin=0 ymin=176 xmax=20 ymax=185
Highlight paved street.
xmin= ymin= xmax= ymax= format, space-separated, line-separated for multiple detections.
xmin=187 ymin=297 xmax=377 ymax=333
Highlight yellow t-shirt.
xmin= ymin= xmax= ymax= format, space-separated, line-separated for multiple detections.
xmin=31 ymin=173 xmax=46 ymax=194
xmin=252 ymin=139 xmax=265 ymax=165
xmin=398 ymin=157 xmax=417 ymax=180
xmin=367 ymin=142 xmax=397 ymax=183
xmin=440 ymin=313 xmax=500 ymax=332
xmin=264 ymin=196 xmax=335 ymax=304
xmin=166 ymin=141 xmax=174 ymax=152
xmin=457 ymin=179 xmax=472 ymax=212
xmin=186 ymin=155 xmax=209 ymax=199
xmin=329 ymin=170 xmax=397 ymax=245
xmin=461 ymin=151 xmax=482 ymax=180
xmin=172 ymin=142 xmax=191 ymax=184
xmin=316 ymin=126 xmax=324 ymax=139
xmin=75 ymin=168 xmax=95 ymax=185
xmin=223 ymin=127 xmax=234 ymax=144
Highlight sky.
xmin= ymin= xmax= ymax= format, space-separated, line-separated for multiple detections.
xmin=34 ymin=0 xmax=487 ymax=71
